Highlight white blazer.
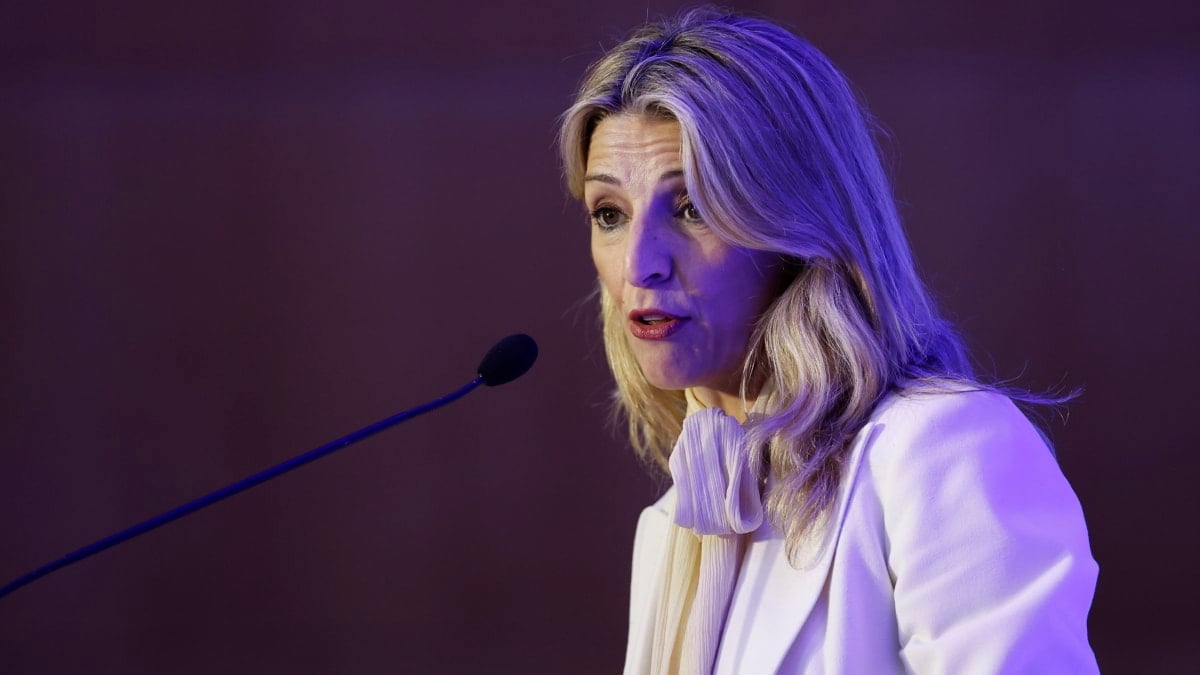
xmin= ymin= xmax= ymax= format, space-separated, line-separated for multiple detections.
xmin=624 ymin=390 xmax=1099 ymax=674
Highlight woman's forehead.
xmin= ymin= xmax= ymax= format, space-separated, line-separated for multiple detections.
xmin=584 ymin=114 xmax=684 ymax=189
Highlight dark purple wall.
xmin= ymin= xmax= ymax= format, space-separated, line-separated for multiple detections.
xmin=1 ymin=1 xmax=1196 ymax=672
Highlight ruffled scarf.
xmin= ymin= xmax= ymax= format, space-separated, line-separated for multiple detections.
xmin=648 ymin=390 xmax=764 ymax=675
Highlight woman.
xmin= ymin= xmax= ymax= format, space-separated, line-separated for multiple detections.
xmin=559 ymin=7 xmax=1098 ymax=675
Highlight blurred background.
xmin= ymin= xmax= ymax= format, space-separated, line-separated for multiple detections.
xmin=1 ymin=1 xmax=1196 ymax=672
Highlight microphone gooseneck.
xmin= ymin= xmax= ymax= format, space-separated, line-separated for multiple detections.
xmin=0 ymin=334 xmax=538 ymax=601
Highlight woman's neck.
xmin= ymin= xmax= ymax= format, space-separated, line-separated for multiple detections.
xmin=688 ymin=386 xmax=757 ymax=423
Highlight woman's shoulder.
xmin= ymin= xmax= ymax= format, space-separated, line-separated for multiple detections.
xmin=869 ymin=383 xmax=1030 ymax=430
xmin=858 ymin=384 xmax=1061 ymax=489
xmin=867 ymin=383 xmax=1048 ymax=448
xmin=850 ymin=391 xmax=1097 ymax=672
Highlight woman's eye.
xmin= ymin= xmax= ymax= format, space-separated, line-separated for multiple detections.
xmin=678 ymin=201 xmax=703 ymax=223
xmin=589 ymin=206 xmax=624 ymax=230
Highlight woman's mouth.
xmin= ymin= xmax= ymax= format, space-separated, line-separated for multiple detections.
xmin=628 ymin=310 xmax=688 ymax=340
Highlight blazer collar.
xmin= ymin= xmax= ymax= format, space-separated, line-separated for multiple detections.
xmin=624 ymin=491 xmax=674 ymax=675
xmin=625 ymin=422 xmax=880 ymax=675
xmin=714 ymin=422 xmax=881 ymax=674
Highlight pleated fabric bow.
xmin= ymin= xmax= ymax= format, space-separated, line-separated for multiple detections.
xmin=649 ymin=393 xmax=764 ymax=675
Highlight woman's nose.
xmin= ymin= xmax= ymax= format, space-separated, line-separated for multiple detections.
xmin=625 ymin=215 xmax=673 ymax=287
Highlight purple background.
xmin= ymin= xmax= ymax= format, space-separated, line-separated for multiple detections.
xmin=1 ymin=1 xmax=1196 ymax=672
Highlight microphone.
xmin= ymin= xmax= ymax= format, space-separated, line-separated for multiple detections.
xmin=478 ymin=333 xmax=538 ymax=386
xmin=0 ymin=334 xmax=538 ymax=600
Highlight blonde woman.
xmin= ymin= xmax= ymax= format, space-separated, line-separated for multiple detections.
xmin=560 ymin=7 xmax=1098 ymax=674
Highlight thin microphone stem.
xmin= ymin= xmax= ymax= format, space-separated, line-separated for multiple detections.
xmin=0 ymin=375 xmax=485 ymax=601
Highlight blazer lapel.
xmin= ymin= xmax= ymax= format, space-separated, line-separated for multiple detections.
xmin=624 ymin=491 xmax=675 ymax=675
xmin=714 ymin=422 xmax=881 ymax=674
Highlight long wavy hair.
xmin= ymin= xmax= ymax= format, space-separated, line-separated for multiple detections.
xmin=560 ymin=7 xmax=988 ymax=559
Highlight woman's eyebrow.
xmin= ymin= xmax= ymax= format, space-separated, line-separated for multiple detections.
xmin=584 ymin=173 xmax=621 ymax=185
xmin=583 ymin=170 xmax=685 ymax=186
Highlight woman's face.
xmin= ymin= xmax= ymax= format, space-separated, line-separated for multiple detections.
xmin=584 ymin=113 xmax=781 ymax=401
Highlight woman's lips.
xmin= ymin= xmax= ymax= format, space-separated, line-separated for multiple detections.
xmin=628 ymin=310 xmax=688 ymax=340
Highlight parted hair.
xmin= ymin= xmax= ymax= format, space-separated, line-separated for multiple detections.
xmin=559 ymin=7 xmax=980 ymax=560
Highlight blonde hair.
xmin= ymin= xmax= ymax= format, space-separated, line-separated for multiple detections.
xmin=560 ymin=7 xmax=976 ymax=559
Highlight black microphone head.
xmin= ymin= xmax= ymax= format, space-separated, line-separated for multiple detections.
xmin=477 ymin=334 xmax=538 ymax=386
